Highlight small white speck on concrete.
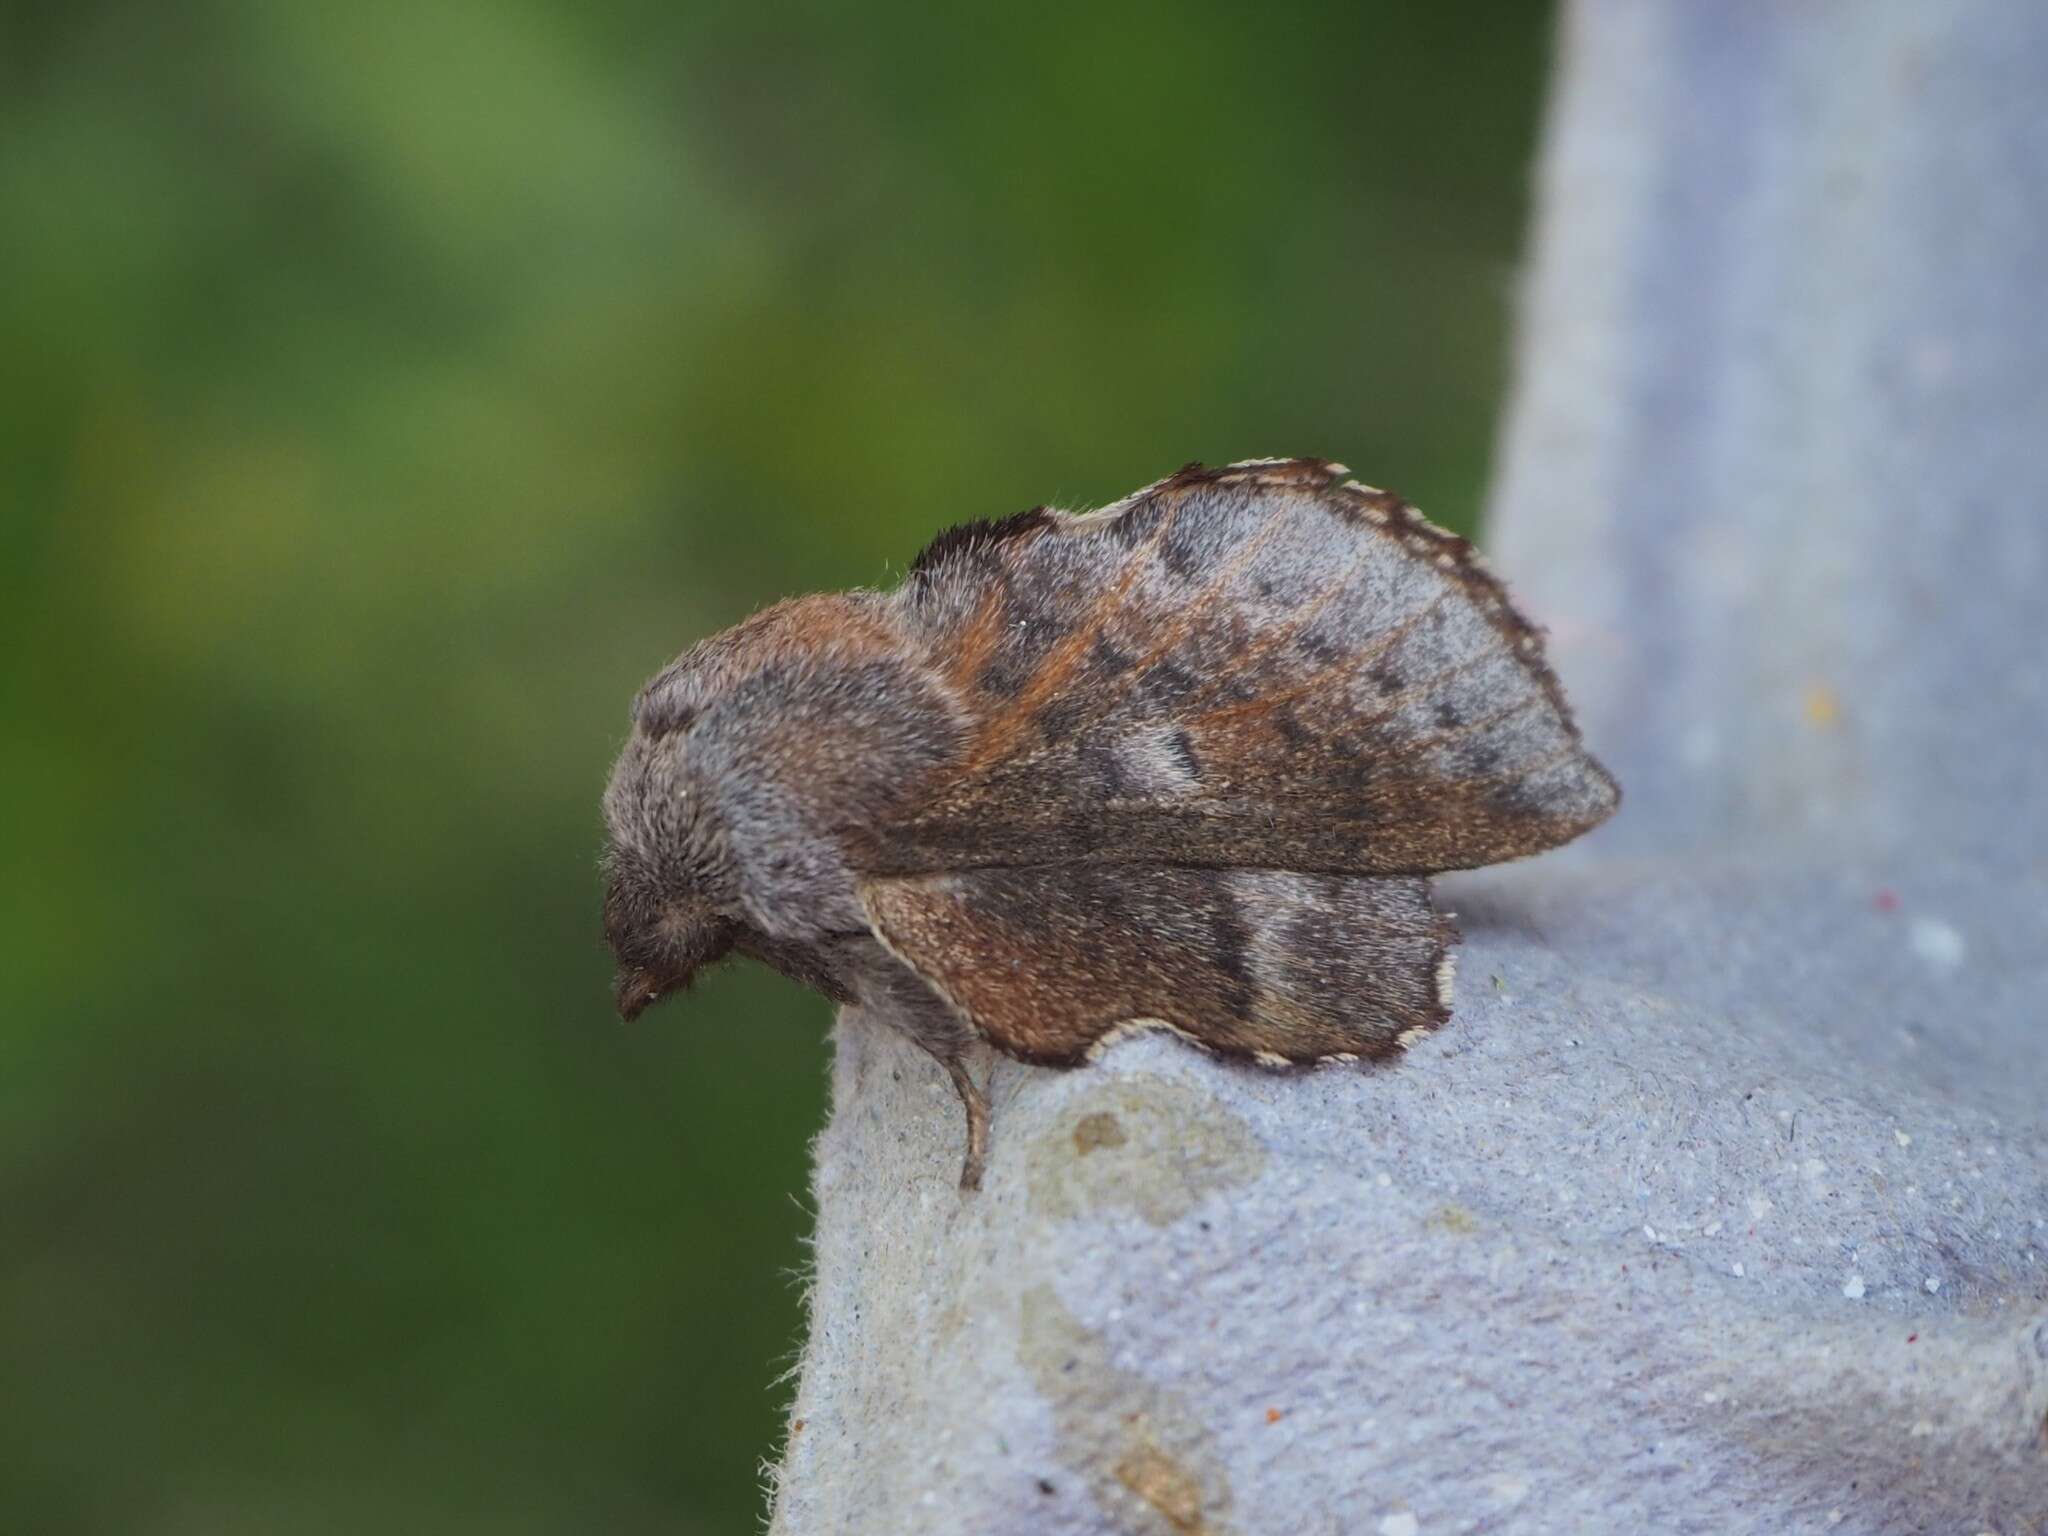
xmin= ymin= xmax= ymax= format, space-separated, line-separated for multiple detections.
xmin=1910 ymin=1419 xmax=1935 ymax=1438
xmin=1825 ymin=1511 xmax=1843 ymax=1528
xmin=1701 ymin=1391 xmax=1722 ymax=1404
xmin=1894 ymin=1129 xmax=1913 ymax=1148
xmin=1376 ymin=1172 xmax=1392 ymax=1188
xmin=1378 ymin=1512 xmax=1420 ymax=1536
xmin=1802 ymin=1158 xmax=1828 ymax=1181
xmin=1703 ymin=1219 xmax=1723 ymax=1236
xmin=1908 ymin=915 xmax=1967 ymax=971
xmin=1732 ymin=1262 xmax=1745 ymax=1277
xmin=1748 ymin=1194 xmax=1774 ymax=1220
xmin=1925 ymin=1276 xmax=1942 ymax=1293
xmin=1643 ymin=1224 xmax=1658 ymax=1242
xmin=1843 ymin=1274 xmax=1866 ymax=1299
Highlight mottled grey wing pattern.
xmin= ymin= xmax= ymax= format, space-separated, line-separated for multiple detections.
xmin=855 ymin=459 xmax=1615 ymax=1071
xmin=866 ymin=458 xmax=1617 ymax=878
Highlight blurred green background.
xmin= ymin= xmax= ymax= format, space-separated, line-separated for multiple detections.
xmin=1 ymin=2 xmax=1552 ymax=1529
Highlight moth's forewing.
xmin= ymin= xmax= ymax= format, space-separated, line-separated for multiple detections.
xmin=871 ymin=460 xmax=1616 ymax=882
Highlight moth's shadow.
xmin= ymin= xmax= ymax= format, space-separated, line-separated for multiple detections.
xmin=1433 ymin=864 xmax=1582 ymax=948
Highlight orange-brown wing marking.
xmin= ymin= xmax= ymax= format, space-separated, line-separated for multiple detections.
xmin=869 ymin=459 xmax=1616 ymax=879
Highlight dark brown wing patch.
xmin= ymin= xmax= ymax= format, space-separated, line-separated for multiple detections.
xmin=862 ymin=865 xmax=1455 ymax=1067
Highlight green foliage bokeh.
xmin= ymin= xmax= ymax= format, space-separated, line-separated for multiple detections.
xmin=0 ymin=2 xmax=1551 ymax=1529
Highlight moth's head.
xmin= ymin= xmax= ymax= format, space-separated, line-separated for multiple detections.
xmin=600 ymin=599 xmax=859 ymax=1019
xmin=601 ymin=841 xmax=738 ymax=1020
xmin=601 ymin=593 xmax=960 ymax=1020
xmin=600 ymin=649 xmax=749 ymax=1020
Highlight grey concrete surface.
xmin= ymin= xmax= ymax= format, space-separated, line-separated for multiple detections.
xmin=767 ymin=3 xmax=2048 ymax=1531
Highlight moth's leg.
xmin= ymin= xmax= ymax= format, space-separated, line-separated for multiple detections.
xmin=938 ymin=1051 xmax=989 ymax=1192
xmin=850 ymin=938 xmax=991 ymax=1191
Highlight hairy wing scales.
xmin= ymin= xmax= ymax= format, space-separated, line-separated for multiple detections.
xmin=861 ymin=866 xmax=1453 ymax=1067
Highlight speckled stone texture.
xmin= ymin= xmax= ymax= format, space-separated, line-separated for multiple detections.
xmin=766 ymin=3 xmax=2048 ymax=1531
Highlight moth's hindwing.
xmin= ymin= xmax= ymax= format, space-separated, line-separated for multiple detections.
xmin=861 ymin=867 xmax=1454 ymax=1067
xmin=869 ymin=458 xmax=1618 ymax=878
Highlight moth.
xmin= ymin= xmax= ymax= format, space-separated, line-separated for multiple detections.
xmin=602 ymin=459 xmax=1618 ymax=1188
